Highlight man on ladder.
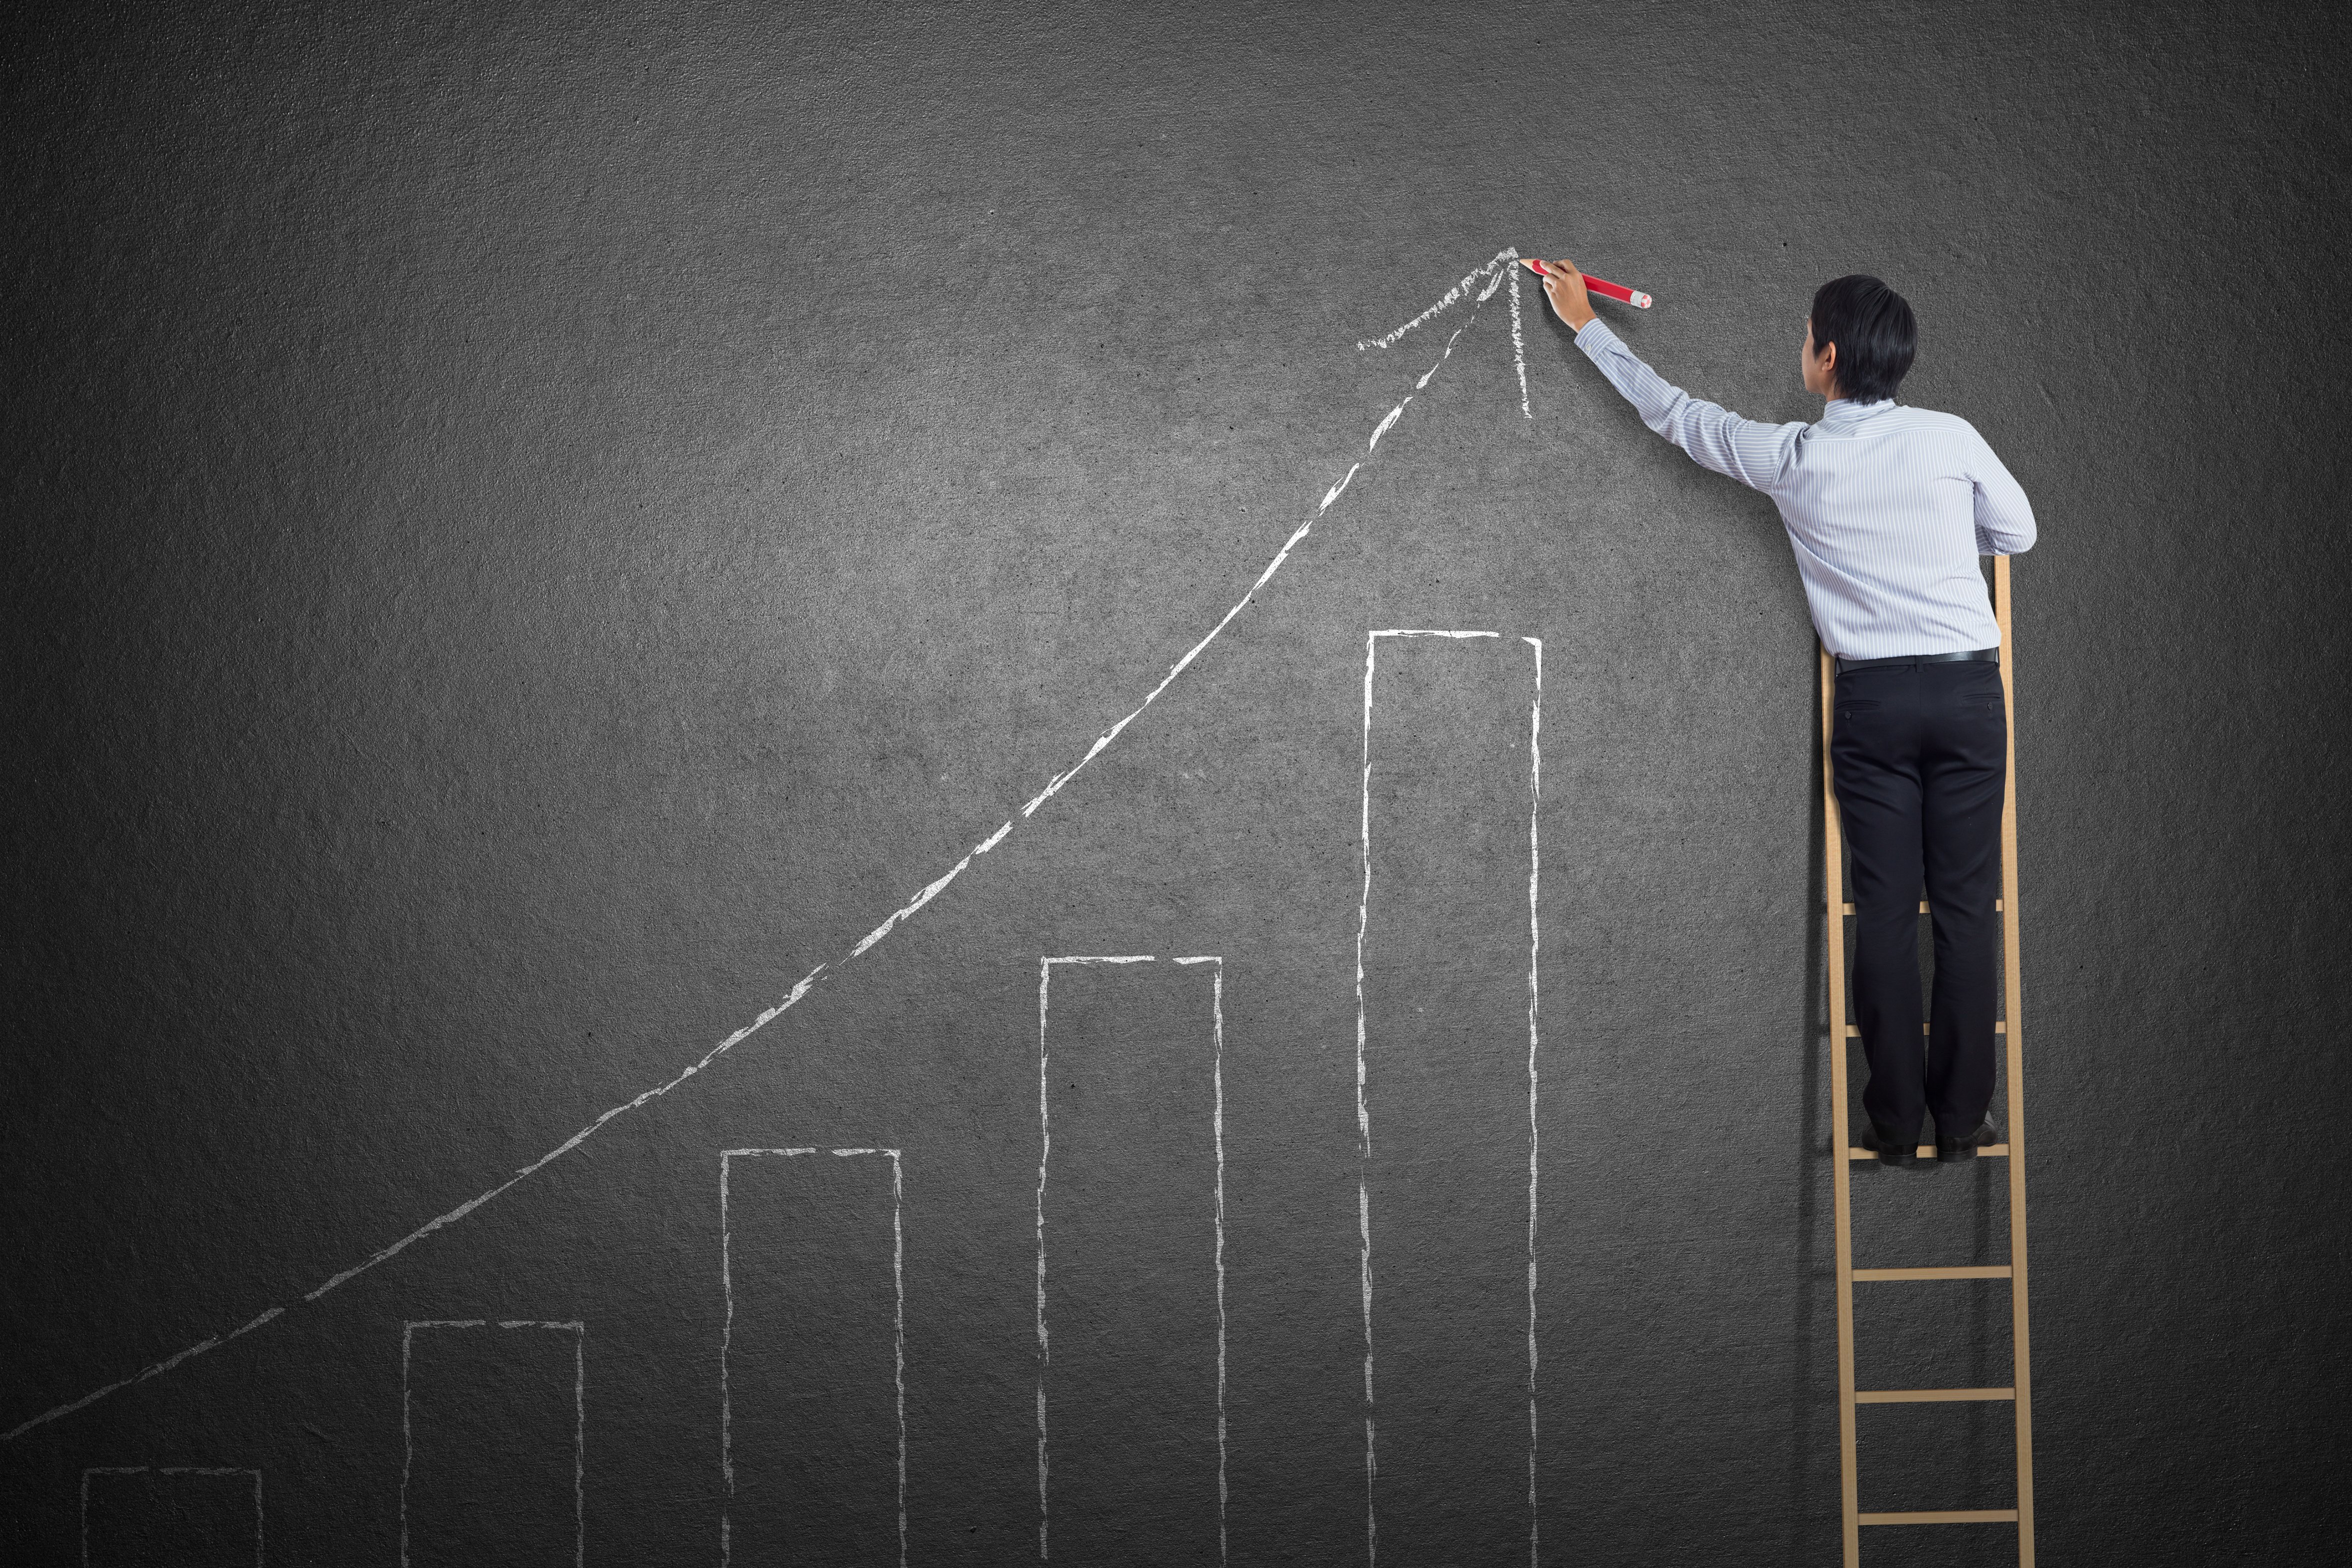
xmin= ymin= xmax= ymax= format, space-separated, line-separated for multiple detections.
xmin=1539 ymin=260 xmax=2036 ymax=1165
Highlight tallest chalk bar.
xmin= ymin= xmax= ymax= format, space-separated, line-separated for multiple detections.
xmin=1357 ymin=632 xmax=1541 ymax=1566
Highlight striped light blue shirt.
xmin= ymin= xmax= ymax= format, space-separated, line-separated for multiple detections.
xmin=1574 ymin=319 xmax=2036 ymax=659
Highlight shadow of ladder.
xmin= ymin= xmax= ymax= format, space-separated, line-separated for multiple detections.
xmin=1819 ymin=553 xmax=2037 ymax=1566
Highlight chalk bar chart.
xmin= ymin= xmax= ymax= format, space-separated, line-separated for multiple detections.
xmin=721 ymin=1148 xmax=906 ymax=1568
xmin=400 ymin=1320 xmax=584 ymax=1568
xmin=1037 ymin=957 xmax=1227 ymax=1565
xmin=8 ymin=257 xmax=1567 ymax=1564
xmin=81 ymin=1467 xmax=262 ymax=1568
xmin=1357 ymin=632 xmax=1541 ymax=1565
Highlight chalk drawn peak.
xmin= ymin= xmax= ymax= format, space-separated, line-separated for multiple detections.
xmin=1357 ymin=248 xmax=1534 ymax=419
xmin=1356 ymin=249 xmax=1515 ymax=352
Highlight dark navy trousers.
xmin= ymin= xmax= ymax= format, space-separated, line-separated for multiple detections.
xmin=1831 ymin=658 xmax=2008 ymax=1143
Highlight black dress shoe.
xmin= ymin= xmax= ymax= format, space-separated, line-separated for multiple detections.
xmin=1859 ymin=1122 xmax=1921 ymax=1169
xmin=1935 ymin=1116 xmax=2000 ymax=1164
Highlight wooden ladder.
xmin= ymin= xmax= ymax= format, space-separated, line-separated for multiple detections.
xmin=1818 ymin=554 xmax=2035 ymax=1565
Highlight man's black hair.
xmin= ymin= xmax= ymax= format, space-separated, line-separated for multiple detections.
xmin=1810 ymin=275 xmax=1916 ymax=403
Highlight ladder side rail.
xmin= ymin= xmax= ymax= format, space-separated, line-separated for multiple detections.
xmin=1993 ymin=556 xmax=2036 ymax=1566
xmin=1819 ymin=645 xmax=1863 ymax=1568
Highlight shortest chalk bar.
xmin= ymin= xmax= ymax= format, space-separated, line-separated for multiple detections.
xmin=82 ymin=1468 xmax=262 ymax=1568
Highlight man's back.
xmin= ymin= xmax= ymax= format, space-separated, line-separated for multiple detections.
xmin=1777 ymin=400 xmax=2035 ymax=657
xmin=1572 ymin=317 xmax=2035 ymax=658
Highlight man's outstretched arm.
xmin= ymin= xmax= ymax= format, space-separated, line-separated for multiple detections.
xmin=1541 ymin=257 xmax=1805 ymax=495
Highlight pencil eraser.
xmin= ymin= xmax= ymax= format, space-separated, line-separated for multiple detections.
xmin=1632 ymin=292 xmax=1653 ymax=309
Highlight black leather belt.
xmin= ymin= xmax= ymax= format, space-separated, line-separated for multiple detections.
xmin=1833 ymin=647 xmax=1999 ymax=674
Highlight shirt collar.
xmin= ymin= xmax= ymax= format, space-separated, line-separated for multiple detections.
xmin=1822 ymin=397 xmax=1898 ymax=423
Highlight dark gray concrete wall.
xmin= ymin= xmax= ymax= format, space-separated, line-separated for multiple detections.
xmin=5 ymin=1 xmax=2348 ymax=1562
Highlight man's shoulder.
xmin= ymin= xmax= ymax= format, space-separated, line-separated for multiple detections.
xmin=1808 ymin=406 xmax=1990 ymax=459
xmin=1806 ymin=403 xmax=1974 ymax=440
xmin=1883 ymin=405 xmax=1983 ymax=441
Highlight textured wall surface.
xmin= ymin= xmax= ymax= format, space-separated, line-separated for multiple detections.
xmin=5 ymin=2 xmax=2349 ymax=1563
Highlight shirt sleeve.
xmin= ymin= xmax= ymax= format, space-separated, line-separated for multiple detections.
xmin=1967 ymin=426 xmax=2037 ymax=556
xmin=1574 ymin=319 xmax=1806 ymax=494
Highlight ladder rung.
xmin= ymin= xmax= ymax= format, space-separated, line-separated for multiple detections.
xmin=1846 ymin=1143 xmax=2010 ymax=1159
xmin=1859 ymin=1509 xmax=2020 ymax=1526
xmin=1856 ymin=1387 xmax=2015 ymax=1404
xmin=1838 ymin=899 xmax=2004 ymax=915
xmin=1853 ymin=1265 xmax=2012 ymax=1281
xmin=1842 ymin=1022 xmax=2006 ymax=1037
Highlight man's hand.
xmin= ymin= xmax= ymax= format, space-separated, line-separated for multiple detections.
xmin=1540 ymin=258 xmax=1598 ymax=333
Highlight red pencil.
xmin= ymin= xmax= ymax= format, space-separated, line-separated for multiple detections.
xmin=1522 ymin=256 xmax=1652 ymax=310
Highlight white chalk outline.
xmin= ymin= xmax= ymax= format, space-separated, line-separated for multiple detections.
xmin=1174 ymin=953 xmax=1230 ymax=1567
xmin=717 ymin=1146 xmax=906 ymax=1568
xmin=1352 ymin=631 xmax=1542 ymax=1567
xmin=4 ymin=250 xmax=1521 ymax=1446
xmin=1522 ymin=636 xmax=1543 ymax=1568
xmin=1035 ymin=955 xmax=1227 ymax=1564
xmin=80 ymin=1465 xmax=262 ymax=1567
xmin=398 ymin=1319 xmax=585 ymax=1568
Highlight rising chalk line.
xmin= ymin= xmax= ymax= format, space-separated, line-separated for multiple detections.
xmin=3 ymin=252 xmax=1516 ymax=1445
